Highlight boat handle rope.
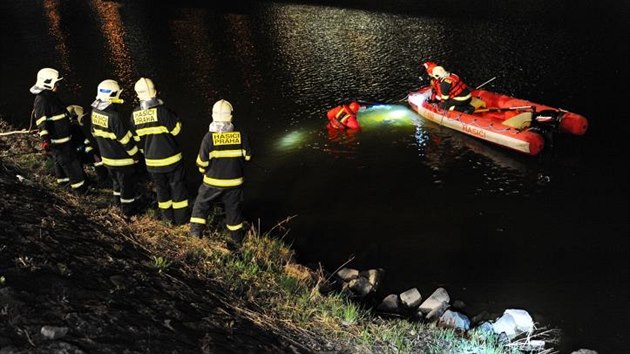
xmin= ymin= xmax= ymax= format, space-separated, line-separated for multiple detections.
xmin=468 ymin=119 xmax=512 ymax=132
xmin=440 ymin=109 xmax=512 ymax=133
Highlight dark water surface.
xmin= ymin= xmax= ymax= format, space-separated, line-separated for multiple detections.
xmin=1 ymin=0 xmax=629 ymax=352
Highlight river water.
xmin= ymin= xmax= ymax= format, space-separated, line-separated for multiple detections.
xmin=1 ymin=0 xmax=629 ymax=352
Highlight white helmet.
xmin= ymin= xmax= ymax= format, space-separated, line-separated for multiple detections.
xmin=134 ymin=77 xmax=157 ymax=101
xmin=431 ymin=66 xmax=448 ymax=79
xmin=212 ymin=99 xmax=233 ymax=122
xmin=35 ymin=68 xmax=63 ymax=90
xmin=96 ymin=79 xmax=124 ymax=103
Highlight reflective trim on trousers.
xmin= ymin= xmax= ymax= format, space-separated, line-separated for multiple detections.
xmin=172 ymin=200 xmax=188 ymax=209
xmin=71 ymin=180 xmax=85 ymax=189
xmin=120 ymin=197 xmax=135 ymax=204
xmin=190 ymin=217 xmax=206 ymax=224
xmin=227 ymin=223 xmax=243 ymax=231
xmin=57 ymin=178 xmax=70 ymax=183
xmin=158 ymin=200 xmax=172 ymax=209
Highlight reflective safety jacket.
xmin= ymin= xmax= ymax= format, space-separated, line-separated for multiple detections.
xmin=33 ymin=90 xmax=72 ymax=147
xmin=90 ymin=106 xmax=139 ymax=169
xmin=326 ymin=105 xmax=360 ymax=130
xmin=195 ymin=129 xmax=252 ymax=188
xmin=130 ymin=105 xmax=183 ymax=173
xmin=439 ymin=73 xmax=472 ymax=101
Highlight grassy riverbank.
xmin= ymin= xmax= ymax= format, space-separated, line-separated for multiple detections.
xmin=0 ymin=119 xmax=522 ymax=353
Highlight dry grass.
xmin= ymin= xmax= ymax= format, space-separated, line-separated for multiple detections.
xmin=1 ymin=118 xmax=559 ymax=353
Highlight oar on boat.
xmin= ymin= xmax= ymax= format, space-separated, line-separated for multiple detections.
xmin=473 ymin=105 xmax=535 ymax=113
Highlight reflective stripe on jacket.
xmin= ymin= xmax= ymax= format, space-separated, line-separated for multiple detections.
xmin=131 ymin=105 xmax=183 ymax=173
xmin=196 ymin=129 xmax=251 ymax=188
xmin=33 ymin=90 xmax=72 ymax=146
xmin=91 ymin=106 xmax=138 ymax=168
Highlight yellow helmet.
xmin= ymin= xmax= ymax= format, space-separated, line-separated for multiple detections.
xmin=134 ymin=77 xmax=157 ymax=101
xmin=35 ymin=68 xmax=63 ymax=90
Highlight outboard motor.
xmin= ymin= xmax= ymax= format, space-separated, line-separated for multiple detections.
xmin=530 ymin=109 xmax=563 ymax=149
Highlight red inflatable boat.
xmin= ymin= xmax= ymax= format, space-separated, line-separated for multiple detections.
xmin=407 ymin=87 xmax=588 ymax=156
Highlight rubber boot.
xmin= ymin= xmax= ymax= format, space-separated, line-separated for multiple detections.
xmin=121 ymin=201 xmax=136 ymax=218
xmin=189 ymin=223 xmax=204 ymax=238
xmin=173 ymin=208 xmax=190 ymax=226
xmin=159 ymin=208 xmax=175 ymax=225
xmin=227 ymin=229 xmax=245 ymax=251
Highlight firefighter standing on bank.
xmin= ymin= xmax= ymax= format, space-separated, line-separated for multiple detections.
xmin=31 ymin=68 xmax=86 ymax=193
xmin=130 ymin=77 xmax=189 ymax=225
xmin=66 ymin=104 xmax=108 ymax=182
xmin=90 ymin=79 xmax=139 ymax=217
xmin=189 ymin=99 xmax=251 ymax=250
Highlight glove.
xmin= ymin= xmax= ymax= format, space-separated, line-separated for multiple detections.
xmin=41 ymin=141 xmax=51 ymax=152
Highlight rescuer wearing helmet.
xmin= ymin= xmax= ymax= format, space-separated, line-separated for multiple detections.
xmin=326 ymin=101 xmax=362 ymax=130
xmin=423 ymin=62 xmax=474 ymax=113
xmin=30 ymin=68 xmax=87 ymax=193
xmin=90 ymin=79 xmax=140 ymax=217
xmin=66 ymin=104 xmax=108 ymax=182
xmin=189 ymin=99 xmax=252 ymax=250
xmin=130 ymin=77 xmax=189 ymax=225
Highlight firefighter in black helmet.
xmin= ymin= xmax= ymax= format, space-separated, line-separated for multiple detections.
xmin=130 ymin=77 xmax=189 ymax=225
xmin=31 ymin=68 xmax=86 ymax=193
xmin=189 ymin=99 xmax=252 ymax=250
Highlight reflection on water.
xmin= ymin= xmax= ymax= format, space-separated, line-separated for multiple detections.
xmin=1 ymin=1 xmax=629 ymax=351
xmin=89 ymin=0 xmax=135 ymax=90
xmin=169 ymin=8 xmax=217 ymax=118
xmin=42 ymin=0 xmax=69 ymax=74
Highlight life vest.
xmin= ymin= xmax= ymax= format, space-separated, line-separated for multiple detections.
xmin=430 ymin=78 xmax=443 ymax=100
xmin=440 ymin=73 xmax=469 ymax=100
xmin=327 ymin=104 xmax=360 ymax=129
xmin=335 ymin=105 xmax=354 ymax=127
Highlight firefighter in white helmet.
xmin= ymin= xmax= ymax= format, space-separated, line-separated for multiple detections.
xmin=30 ymin=67 xmax=87 ymax=193
xmin=130 ymin=77 xmax=189 ymax=225
xmin=189 ymin=99 xmax=252 ymax=250
xmin=90 ymin=79 xmax=139 ymax=217
xmin=422 ymin=62 xmax=474 ymax=113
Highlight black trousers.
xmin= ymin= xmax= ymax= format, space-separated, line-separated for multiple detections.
xmin=150 ymin=164 xmax=189 ymax=225
xmin=52 ymin=144 xmax=85 ymax=191
xmin=107 ymin=166 xmax=137 ymax=216
xmin=441 ymin=97 xmax=474 ymax=113
xmin=190 ymin=184 xmax=243 ymax=239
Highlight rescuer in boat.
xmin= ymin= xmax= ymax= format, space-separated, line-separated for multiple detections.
xmin=189 ymin=99 xmax=252 ymax=250
xmin=130 ymin=77 xmax=189 ymax=225
xmin=90 ymin=79 xmax=140 ymax=217
xmin=326 ymin=101 xmax=362 ymax=130
xmin=66 ymin=104 xmax=108 ymax=183
xmin=422 ymin=62 xmax=475 ymax=113
xmin=30 ymin=68 xmax=87 ymax=193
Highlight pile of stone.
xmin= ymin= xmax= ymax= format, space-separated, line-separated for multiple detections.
xmin=325 ymin=267 xmax=599 ymax=353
